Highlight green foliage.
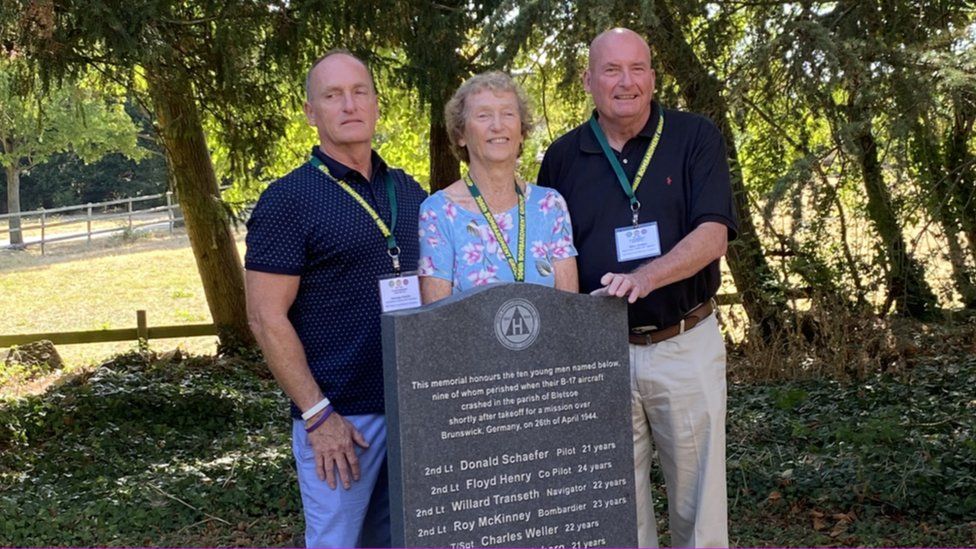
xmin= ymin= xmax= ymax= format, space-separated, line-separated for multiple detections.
xmin=376 ymin=82 xmax=433 ymax=188
xmin=734 ymin=1 xmax=973 ymax=314
xmin=4 ymin=100 xmax=167 ymax=211
xmin=12 ymin=150 xmax=166 ymax=211
xmin=3 ymin=345 xmax=975 ymax=546
xmin=515 ymin=46 xmax=591 ymax=182
xmin=726 ymin=356 xmax=976 ymax=536
xmin=0 ymin=353 xmax=300 ymax=546
xmin=0 ymin=60 xmax=147 ymax=206
xmin=218 ymin=71 xmax=435 ymax=207
xmin=10 ymin=0 xmax=303 ymax=185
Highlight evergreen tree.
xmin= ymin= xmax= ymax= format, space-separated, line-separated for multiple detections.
xmin=746 ymin=0 xmax=972 ymax=316
xmin=6 ymin=0 xmax=301 ymax=347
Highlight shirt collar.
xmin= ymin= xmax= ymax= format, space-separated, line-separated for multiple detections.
xmin=579 ymin=101 xmax=661 ymax=154
xmin=310 ymin=146 xmax=388 ymax=184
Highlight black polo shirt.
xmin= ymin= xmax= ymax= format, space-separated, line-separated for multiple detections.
xmin=538 ymin=102 xmax=738 ymax=330
xmin=245 ymin=146 xmax=427 ymax=418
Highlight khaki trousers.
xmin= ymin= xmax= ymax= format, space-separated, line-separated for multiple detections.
xmin=631 ymin=312 xmax=729 ymax=548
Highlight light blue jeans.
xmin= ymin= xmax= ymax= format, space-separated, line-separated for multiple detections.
xmin=292 ymin=414 xmax=390 ymax=548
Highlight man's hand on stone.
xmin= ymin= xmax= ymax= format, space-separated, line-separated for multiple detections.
xmin=309 ymin=412 xmax=369 ymax=490
xmin=591 ymin=271 xmax=653 ymax=303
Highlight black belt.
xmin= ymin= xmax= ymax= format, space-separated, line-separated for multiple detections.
xmin=628 ymin=300 xmax=715 ymax=345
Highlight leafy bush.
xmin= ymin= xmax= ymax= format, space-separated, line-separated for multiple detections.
xmin=0 ymin=352 xmax=300 ymax=546
xmin=722 ymin=355 xmax=976 ymax=546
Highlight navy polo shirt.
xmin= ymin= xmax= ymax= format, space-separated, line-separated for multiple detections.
xmin=245 ymin=146 xmax=427 ymax=418
xmin=538 ymin=102 xmax=738 ymax=330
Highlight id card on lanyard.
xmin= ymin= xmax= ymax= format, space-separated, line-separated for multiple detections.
xmin=588 ymin=111 xmax=665 ymax=263
xmin=309 ymin=156 xmax=421 ymax=312
xmin=377 ymin=272 xmax=421 ymax=312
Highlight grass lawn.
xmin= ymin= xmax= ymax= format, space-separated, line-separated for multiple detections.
xmin=0 ymin=231 xmax=244 ymax=372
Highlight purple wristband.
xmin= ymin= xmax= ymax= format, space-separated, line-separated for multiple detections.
xmin=305 ymin=404 xmax=334 ymax=433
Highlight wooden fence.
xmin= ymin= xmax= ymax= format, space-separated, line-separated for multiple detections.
xmin=0 ymin=293 xmax=763 ymax=350
xmin=0 ymin=192 xmax=181 ymax=254
xmin=0 ymin=310 xmax=216 ymax=348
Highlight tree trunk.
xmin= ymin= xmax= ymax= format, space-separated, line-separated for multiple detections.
xmin=945 ymin=232 xmax=976 ymax=307
xmin=429 ymin=114 xmax=459 ymax=192
xmin=648 ymin=1 xmax=786 ymax=338
xmin=946 ymin=91 xmax=976 ymax=279
xmin=4 ymin=161 xmax=23 ymax=246
xmin=909 ymin=111 xmax=976 ymax=307
xmin=847 ymin=99 xmax=937 ymax=317
xmin=427 ymin=64 xmax=461 ymax=192
xmin=402 ymin=0 xmax=464 ymax=192
xmin=824 ymin=0 xmax=937 ymax=317
xmin=145 ymin=63 xmax=255 ymax=350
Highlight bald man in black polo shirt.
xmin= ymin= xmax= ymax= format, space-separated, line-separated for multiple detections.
xmin=538 ymin=28 xmax=738 ymax=548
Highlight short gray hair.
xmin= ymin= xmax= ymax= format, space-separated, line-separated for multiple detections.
xmin=444 ymin=71 xmax=534 ymax=163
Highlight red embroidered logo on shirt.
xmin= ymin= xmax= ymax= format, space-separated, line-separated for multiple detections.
xmin=666 ymin=176 xmax=672 ymax=185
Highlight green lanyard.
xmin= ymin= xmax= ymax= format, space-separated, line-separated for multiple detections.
xmin=464 ymin=173 xmax=526 ymax=282
xmin=588 ymin=109 xmax=665 ymax=227
xmin=309 ymin=156 xmax=402 ymax=273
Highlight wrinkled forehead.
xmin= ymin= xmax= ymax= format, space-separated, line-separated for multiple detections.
xmin=467 ymin=88 xmax=519 ymax=107
xmin=461 ymin=87 xmax=521 ymax=120
xmin=308 ymin=54 xmax=375 ymax=93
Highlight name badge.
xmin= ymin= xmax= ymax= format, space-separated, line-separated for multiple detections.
xmin=378 ymin=272 xmax=422 ymax=313
xmin=615 ymin=222 xmax=662 ymax=262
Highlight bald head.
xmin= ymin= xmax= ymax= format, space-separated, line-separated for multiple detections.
xmin=305 ymin=50 xmax=375 ymax=101
xmin=588 ymin=28 xmax=652 ymax=72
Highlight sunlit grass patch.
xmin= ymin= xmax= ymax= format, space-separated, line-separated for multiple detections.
xmin=0 ymin=231 xmax=243 ymax=370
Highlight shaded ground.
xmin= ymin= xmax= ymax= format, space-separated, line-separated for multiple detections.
xmin=1 ymin=342 xmax=973 ymax=547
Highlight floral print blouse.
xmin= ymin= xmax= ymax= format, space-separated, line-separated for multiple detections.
xmin=418 ymin=184 xmax=578 ymax=293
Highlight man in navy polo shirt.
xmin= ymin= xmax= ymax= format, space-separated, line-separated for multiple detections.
xmin=538 ymin=28 xmax=738 ymax=547
xmin=245 ymin=50 xmax=426 ymax=548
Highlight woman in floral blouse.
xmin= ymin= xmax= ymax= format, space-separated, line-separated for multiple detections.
xmin=418 ymin=72 xmax=579 ymax=303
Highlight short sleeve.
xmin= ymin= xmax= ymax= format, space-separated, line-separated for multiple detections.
xmin=417 ymin=194 xmax=455 ymax=281
xmin=245 ymin=182 xmax=306 ymax=275
xmin=546 ymin=189 xmax=578 ymax=260
xmin=688 ymin=122 xmax=739 ymax=241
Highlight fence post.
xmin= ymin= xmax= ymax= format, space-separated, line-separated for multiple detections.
xmin=127 ymin=198 xmax=133 ymax=232
xmin=166 ymin=191 xmax=174 ymax=234
xmin=86 ymin=203 xmax=93 ymax=246
xmin=137 ymin=310 xmax=149 ymax=352
xmin=40 ymin=208 xmax=46 ymax=255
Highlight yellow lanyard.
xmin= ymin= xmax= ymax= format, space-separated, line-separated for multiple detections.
xmin=464 ymin=173 xmax=526 ymax=282
xmin=588 ymin=110 xmax=665 ymax=226
xmin=309 ymin=156 xmax=402 ymax=273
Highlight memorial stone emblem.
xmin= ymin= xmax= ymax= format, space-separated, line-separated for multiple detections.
xmin=494 ymin=298 xmax=540 ymax=350
xmin=382 ymin=283 xmax=637 ymax=548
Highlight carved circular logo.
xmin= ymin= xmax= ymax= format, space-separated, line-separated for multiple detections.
xmin=493 ymin=298 xmax=540 ymax=351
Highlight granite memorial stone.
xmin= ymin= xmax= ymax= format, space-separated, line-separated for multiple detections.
xmin=382 ymin=283 xmax=637 ymax=548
